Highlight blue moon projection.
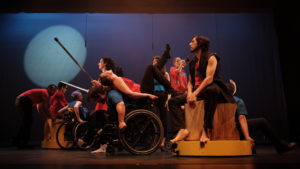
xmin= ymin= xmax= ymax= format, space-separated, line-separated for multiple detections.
xmin=24 ymin=25 xmax=87 ymax=87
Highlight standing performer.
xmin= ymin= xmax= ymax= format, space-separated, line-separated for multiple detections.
xmin=49 ymin=82 xmax=69 ymax=119
xmin=14 ymin=84 xmax=57 ymax=149
xmin=170 ymin=57 xmax=188 ymax=94
xmin=169 ymin=35 xmax=235 ymax=143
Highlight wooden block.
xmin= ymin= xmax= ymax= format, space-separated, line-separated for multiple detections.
xmin=185 ymin=100 xmax=205 ymax=140
xmin=173 ymin=140 xmax=252 ymax=156
xmin=211 ymin=103 xmax=240 ymax=140
xmin=184 ymin=101 xmax=239 ymax=141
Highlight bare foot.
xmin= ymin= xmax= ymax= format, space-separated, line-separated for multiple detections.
xmin=96 ymin=128 xmax=103 ymax=135
xmin=170 ymin=129 xmax=189 ymax=143
xmin=119 ymin=121 xmax=127 ymax=131
xmin=91 ymin=144 xmax=107 ymax=154
xmin=161 ymin=137 xmax=166 ymax=147
xmin=200 ymin=130 xmax=210 ymax=143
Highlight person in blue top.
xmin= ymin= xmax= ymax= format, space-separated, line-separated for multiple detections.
xmin=228 ymin=79 xmax=297 ymax=154
xmin=68 ymin=90 xmax=88 ymax=124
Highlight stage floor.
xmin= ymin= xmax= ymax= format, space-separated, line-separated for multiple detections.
xmin=0 ymin=145 xmax=299 ymax=169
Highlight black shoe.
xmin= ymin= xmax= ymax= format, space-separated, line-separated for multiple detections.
xmin=276 ymin=142 xmax=297 ymax=155
xmin=160 ymin=146 xmax=168 ymax=152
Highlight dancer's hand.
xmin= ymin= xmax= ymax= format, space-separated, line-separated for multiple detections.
xmin=148 ymin=94 xmax=158 ymax=100
xmin=91 ymin=80 xmax=101 ymax=87
xmin=245 ymin=136 xmax=255 ymax=148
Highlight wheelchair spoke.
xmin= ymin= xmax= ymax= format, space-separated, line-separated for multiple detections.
xmin=130 ymin=135 xmax=141 ymax=148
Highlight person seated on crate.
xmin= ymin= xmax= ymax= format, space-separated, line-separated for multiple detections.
xmin=227 ymin=79 xmax=297 ymax=155
xmin=168 ymin=35 xmax=235 ymax=144
xmin=60 ymin=90 xmax=89 ymax=124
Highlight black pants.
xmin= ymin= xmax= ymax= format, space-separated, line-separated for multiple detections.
xmin=153 ymin=91 xmax=168 ymax=137
xmin=168 ymin=83 xmax=221 ymax=132
xmin=15 ymin=96 xmax=33 ymax=147
xmin=87 ymin=110 xmax=107 ymax=131
xmin=246 ymin=118 xmax=287 ymax=148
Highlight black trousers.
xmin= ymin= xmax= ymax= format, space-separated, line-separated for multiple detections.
xmin=15 ymin=96 xmax=33 ymax=146
xmin=87 ymin=110 xmax=107 ymax=131
xmin=168 ymin=83 xmax=221 ymax=132
xmin=153 ymin=91 xmax=168 ymax=137
xmin=246 ymin=117 xmax=287 ymax=147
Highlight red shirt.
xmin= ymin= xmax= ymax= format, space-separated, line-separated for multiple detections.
xmin=19 ymin=89 xmax=49 ymax=105
xmin=121 ymin=77 xmax=140 ymax=92
xmin=94 ymin=102 xmax=108 ymax=111
xmin=194 ymin=61 xmax=202 ymax=90
xmin=49 ymin=90 xmax=69 ymax=118
xmin=170 ymin=66 xmax=188 ymax=93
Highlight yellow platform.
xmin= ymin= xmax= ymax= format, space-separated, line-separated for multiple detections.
xmin=173 ymin=140 xmax=252 ymax=156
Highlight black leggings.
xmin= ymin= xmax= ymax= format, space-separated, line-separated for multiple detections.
xmin=246 ymin=118 xmax=286 ymax=147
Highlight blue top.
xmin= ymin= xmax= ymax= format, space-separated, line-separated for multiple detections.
xmin=234 ymin=96 xmax=248 ymax=127
xmin=153 ymin=78 xmax=165 ymax=92
xmin=68 ymin=100 xmax=88 ymax=120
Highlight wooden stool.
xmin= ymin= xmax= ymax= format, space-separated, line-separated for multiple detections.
xmin=185 ymin=100 xmax=240 ymax=140
xmin=41 ymin=119 xmax=63 ymax=149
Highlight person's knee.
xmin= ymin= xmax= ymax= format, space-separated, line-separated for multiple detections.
xmin=205 ymin=85 xmax=220 ymax=96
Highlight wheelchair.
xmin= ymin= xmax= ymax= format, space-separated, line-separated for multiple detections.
xmin=56 ymin=107 xmax=82 ymax=150
xmin=73 ymin=103 xmax=164 ymax=155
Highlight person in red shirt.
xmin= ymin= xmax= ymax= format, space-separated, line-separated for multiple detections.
xmin=170 ymin=57 xmax=188 ymax=94
xmin=49 ymin=82 xmax=69 ymax=119
xmin=14 ymin=84 xmax=57 ymax=149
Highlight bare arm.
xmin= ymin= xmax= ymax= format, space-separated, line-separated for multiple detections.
xmin=192 ymin=55 xmax=217 ymax=97
xmin=164 ymin=72 xmax=170 ymax=82
xmin=58 ymin=105 xmax=69 ymax=114
xmin=238 ymin=114 xmax=255 ymax=148
xmin=37 ymin=101 xmax=53 ymax=120
xmin=74 ymin=101 xmax=84 ymax=123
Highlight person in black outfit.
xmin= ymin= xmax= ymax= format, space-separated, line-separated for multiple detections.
xmin=140 ymin=51 xmax=173 ymax=150
xmin=168 ymin=35 xmax=235 ymax=143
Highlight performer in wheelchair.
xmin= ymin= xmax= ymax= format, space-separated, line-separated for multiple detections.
xmin=59 ymin=90 xmax=89 ymax=124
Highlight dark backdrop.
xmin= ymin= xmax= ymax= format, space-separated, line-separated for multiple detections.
xmin=0 ymin=12 xmax=289 ymax=145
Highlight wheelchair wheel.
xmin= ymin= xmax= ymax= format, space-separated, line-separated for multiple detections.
xmin=119 ymin=109 xmax=164 ymax=155
xmin=73 ymin=122 xmax=96 ymax=150
xmin=56 ymin=122 xmax=75 ymax=150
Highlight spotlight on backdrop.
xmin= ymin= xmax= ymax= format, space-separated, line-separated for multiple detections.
xmin=24 ymin=25 xmax=87 ymax=87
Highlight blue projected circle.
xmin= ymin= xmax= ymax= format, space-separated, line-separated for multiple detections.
xmin=24 ymin=25 xmax=87 ymax=87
